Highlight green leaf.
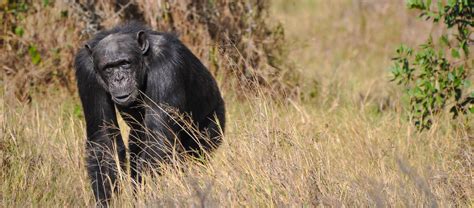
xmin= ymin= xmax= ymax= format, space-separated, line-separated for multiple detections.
xmin=439 ymin=35 xmax=449 ymax=47
xmin=447 ymin=0 xmax=456 ymax=7
xmin=391 ymin=64 xmax=401 ymax=76
xmin=28 ymin=45 xmax=42 ymax=65
xmin=73 ymin=104 xmax=84 ymax=118
xmin=14 ymin=27 xmax=24 ymax=37
xmin=451 ymin=48 xmax=460 ymax=58
xmin=435 ymin=95 xmax=443 ymax=106
xmin=437 ymin=0 xmax=444 ymax=15
xmin=460 ymin=40 xmax=469 ymax=56
xmin=456 ymin=66 xmax=465 ymax=76
xmin=414 ymin=87 xmax=424 ymax=98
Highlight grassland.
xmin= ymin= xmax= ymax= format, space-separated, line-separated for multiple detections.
xmin=1 ymin=0 xmax=472 ymax=207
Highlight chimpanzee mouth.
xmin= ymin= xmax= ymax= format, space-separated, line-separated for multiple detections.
xmin=113 ymin=93 xmax=132 ymax=103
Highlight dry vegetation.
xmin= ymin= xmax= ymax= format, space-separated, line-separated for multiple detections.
xmin=1 ymin=0 xmax=291 ymax=101
xmin=1 ymin=0 xmax=473 ymax=207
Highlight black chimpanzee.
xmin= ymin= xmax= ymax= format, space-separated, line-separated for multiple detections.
xmin=74 ymin=22 xmax=225 ymax=205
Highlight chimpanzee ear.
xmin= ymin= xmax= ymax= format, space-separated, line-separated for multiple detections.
xmin=84 ymin=44 xmax=93 ymax=55
xmin=137 ymin=31 xmax=149 ymax=55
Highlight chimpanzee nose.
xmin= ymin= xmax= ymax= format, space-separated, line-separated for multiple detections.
xmin=115 ymin=73 xmax=125 ymax=82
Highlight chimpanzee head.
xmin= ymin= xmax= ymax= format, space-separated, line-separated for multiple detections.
xmin=85 ymin=31 xmax=149 ymax=106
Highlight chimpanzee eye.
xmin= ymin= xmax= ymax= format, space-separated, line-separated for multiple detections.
xmin=121 ymin=61 xmax=131 ymax=68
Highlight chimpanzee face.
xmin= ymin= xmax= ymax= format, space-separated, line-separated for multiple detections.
xmin=86 ymin=32 xmax=149 ymax=106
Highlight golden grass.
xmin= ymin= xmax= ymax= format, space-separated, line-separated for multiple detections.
xmin=1 ymin=0 xmax=472 ymax=207
xmin=2 ymin=88 xmax=472 ymax=206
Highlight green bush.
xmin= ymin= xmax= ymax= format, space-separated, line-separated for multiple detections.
xmin=391 ymin=0 xmax=473 ymax=130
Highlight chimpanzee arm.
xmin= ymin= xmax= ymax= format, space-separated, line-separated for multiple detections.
xmin=140 ymin=49 xmax=187 ymax=166
xmin=75 ymin=48 xmax=126 ymax=206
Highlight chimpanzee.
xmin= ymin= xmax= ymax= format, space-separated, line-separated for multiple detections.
xmin=74 ymin=22 xmax=225 ymax=205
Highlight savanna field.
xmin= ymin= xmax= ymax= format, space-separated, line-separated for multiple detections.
xmin=1 ymin=0 xmax=472 ymax=207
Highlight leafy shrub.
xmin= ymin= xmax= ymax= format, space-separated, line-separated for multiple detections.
xmin=1 ymin=1 xmax=82 ymax=102
xmin=1 ymin=0 xmax=295 ymax=102
xmin=391 ymin=0 xmax=473 ymax=130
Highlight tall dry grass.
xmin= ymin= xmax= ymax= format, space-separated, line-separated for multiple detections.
xmin=2 ymin=84 xmax=472 ymax=206
xmin=1 ymin=0 xmax=472 ymax=207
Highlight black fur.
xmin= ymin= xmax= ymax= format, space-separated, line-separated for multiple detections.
xmin=74 ymin=22 xmax=225 ymax=206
